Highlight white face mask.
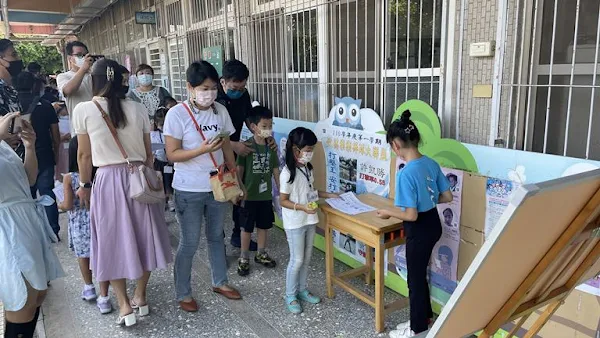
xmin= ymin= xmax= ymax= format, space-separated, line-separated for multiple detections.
xmin=74 ymin=56 xmax=86 ymax=68
xmin=194 ymin=89 xmax=218 ymax=107
xmin=138 ymin=74 xmax=153 ymax=86
xmin=298 ymin=151 xmax=314 ymax=164
xmin=258 ymin=128 xmax=273 ymax=138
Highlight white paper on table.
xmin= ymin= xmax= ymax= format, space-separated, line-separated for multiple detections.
xmin=53 ymin=185 xmax=65 ymax=203
xmin=325 ymin=192 xmax=376 ymax=215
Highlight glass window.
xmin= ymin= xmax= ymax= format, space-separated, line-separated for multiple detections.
xmin=286 ymin=10 xmax=318 ymax=72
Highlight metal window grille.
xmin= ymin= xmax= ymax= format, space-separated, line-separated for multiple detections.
xmin=495 ymin=0 xmax=600 ymax=160
xmin=78 ymin=0 xmax=447 ymax=128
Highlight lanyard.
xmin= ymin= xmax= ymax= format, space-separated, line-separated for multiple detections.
xmin=298 ymin=167 xmax=312 ymax=188
xmin=251 ymin=138 xmax=269 ymax=181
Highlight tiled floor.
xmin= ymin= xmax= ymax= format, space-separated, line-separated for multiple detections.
xmin=36 ymin=205 xmax=409 ymax=338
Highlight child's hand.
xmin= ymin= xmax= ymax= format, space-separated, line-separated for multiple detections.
xmin=303 ymin=204 xmax=317 ymax=214
xmin=376 ymin=209 xmax=391 ymax=219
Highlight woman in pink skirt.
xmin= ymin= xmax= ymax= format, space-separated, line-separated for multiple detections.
xmin=72 ymin=58 xmax=172 ymax=327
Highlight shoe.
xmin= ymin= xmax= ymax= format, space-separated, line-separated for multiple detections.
xmin=97 ymin=296 xmax=113 ymax=314
xmin=81 ymin=286 xmax=97 ymax=301
xmin=115 ymin=312 xmax=136 ymax=327
xmin=130 ymin=299 xmax=149 ymax=316
xmin=396 ymin=319 xmax=433 ymax=330
xmin=297 ymin=290 xmax=320 ymax=304
xmin=179 ymin=298 xmax=199 ymax=312
xmin=237 ymin=258 xmax=250 ymax=276
xmin=285 ymin=296 xmax=302 ymax=314
xmin=168 ymin=199 xmax=176 ymax=212
xmin=389 ymin=327 xmax=416 ymax=338
xmin=212 ymin=286 xmax=242 ymax=300
xmin=254 ymin=252 xmax=276 ymax=268
xmin=230 ymin=236 xmax=258 ymax=251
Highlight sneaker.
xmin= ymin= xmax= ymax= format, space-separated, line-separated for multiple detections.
xmin=396 ymin=320 xmax=410 ymax=330
xmin=297 ymin=290 xmax=320 ymax=304
xmin=168 ymin=199 xmax=176 ymax=212
xmin=389 ymin=327 xmax=416 ymax=338
xmin=237 ymin=258 xmax=250 ymax=276
xmin=97 ymin=296 xmax=113 ymax=314
xmin=254 ymin=252 xmax=276 ymax=268
xmin=285 ymin=296 xmax=302 ymax=314
xmin=81 ymin=286 xmax=97 ymax=301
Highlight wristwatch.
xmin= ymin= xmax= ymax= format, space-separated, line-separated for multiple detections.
xmin=79 ymin=181 xmax=92 ymax=189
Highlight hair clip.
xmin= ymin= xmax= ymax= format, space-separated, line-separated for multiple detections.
xmin=106 ymin=66 xmax=115 ymax=81
xmin=404 ymin=125 xmax=415 ymax=134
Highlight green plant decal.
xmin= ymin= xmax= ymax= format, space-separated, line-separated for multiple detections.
xmin=392 ymin=100 xmax=479 ymax=173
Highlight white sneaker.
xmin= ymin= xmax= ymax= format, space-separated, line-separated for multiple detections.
xmin=396 ymin=320 xmax=411 ymax=330
xmin=389 ymin=327 xmax=416 ymax=338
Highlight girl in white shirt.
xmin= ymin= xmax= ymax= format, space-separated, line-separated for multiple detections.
xmin=164 ymin=61 xmax=241 ymax=313
xmin=278 ymin=127 xmax=338 ymax=314
xmin=150 ymin=107 xmax=175 ymax=212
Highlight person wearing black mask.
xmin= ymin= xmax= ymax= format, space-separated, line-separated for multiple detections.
xmin=0 ymin=39 xmax=25 ymax=157
xmin=15 ymin=71 xmax=61 ymax=239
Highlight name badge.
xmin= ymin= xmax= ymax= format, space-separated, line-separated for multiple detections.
xmin=164 ymin=165 xmax=173 ymax=174
xmin=307 ymin=189 xmax=318 ymax=203
xmin=259 ymin=180 xmax=268 ymax=193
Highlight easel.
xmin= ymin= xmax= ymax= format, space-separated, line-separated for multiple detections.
xmin=480 ymin=186 xmax=600 ymax=338
xmin=423 ymin=170 xmax=600 ymax=338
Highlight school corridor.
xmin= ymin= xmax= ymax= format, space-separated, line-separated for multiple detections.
xmin=36 ymin=207 xmax=408 ymax=338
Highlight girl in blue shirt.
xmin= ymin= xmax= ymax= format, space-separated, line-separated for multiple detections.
xmin=377 ymin=111 xmax=453 ymax=338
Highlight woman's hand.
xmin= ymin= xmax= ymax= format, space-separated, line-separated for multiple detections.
xmin=76 ymin=187 xmax=91 ymax=210
xmin=19 ymin=120 xmax=36 ymax=149
xmin=231 ymin=141 xmax=254 ymax=156
xmin=301 ymin=204 xmax=317 ymax=215
xmin=61 ymin=133 xmax=71 ymax=142
xmin=0 ymin=112 xmax=18 ymax=141
xmin=266 ymin=137 xmax=278 ymax=152
xmin=376 ymin=209 xmax=391 ymax=219
xmin=199 ymin=138 xmax=224 ymax=155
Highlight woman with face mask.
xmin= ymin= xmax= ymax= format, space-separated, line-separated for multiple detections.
xmin=127 ymin=64 xmax=171 ymax=120
xmin=163 ymin=61 xmax=241 ymax=313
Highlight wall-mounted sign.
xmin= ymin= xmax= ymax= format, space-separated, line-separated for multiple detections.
xmin=135 ymin=12 xmax=156 ymax=25
xmin=202 ymin=46 xmax=223 ymax=77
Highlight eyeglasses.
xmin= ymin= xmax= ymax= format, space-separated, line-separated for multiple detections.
xmin=71 ymin=53 xmax=86 ymax=58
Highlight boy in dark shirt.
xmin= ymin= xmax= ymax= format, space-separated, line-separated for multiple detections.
xmin=236 ymin=106 xmax=280 ymax=276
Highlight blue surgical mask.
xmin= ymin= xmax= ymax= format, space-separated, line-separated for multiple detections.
xmin=226 ymin=89 xmax=244 ymax=100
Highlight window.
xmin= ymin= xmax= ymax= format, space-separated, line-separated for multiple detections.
xmin=165 ymin=1 xmax=184 ymax=33
xmin=168 ymin=36 xmax=188 ymax=101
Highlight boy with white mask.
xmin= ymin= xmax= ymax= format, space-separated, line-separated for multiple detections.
xmin=128 ymin=64 xmax=171 ymax=120
xmin=56 ymin=41 xmax=94 ymax=137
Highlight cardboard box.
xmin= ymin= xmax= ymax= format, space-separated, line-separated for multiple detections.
xmin=460 ymin=172 xmax=487 ymax=233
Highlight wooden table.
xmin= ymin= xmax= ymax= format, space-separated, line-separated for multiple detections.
xmin=320 ymin=193 xmax=407 ymax=333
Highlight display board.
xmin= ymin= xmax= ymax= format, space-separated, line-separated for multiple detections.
xmin=426 ymin=169 xmax=600 ymax=338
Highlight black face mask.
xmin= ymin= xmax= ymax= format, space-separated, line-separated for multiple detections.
xmin=7 ymin=60 xmax=23 ymax=78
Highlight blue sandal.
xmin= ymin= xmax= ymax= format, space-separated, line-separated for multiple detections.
xmin=285 ymin=296 xmax=302 ymax=314
xmin=297 ymin=290 xmax=321 ymax=304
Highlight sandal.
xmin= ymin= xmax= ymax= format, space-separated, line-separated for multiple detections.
xmin=115 ymin=312 xmax=136 ymax=327
xmin=130 ymin=299 xmax=149 ymax=316
xmin=285 ymin=296 xmax=302 ymax=314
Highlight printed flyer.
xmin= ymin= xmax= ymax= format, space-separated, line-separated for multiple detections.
xmin=484 ymin=178 xmax=521 ymax=239
xmin=393 ymin=160 xmax=463 ymax=295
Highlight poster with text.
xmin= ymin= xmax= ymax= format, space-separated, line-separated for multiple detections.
xmin=393 ymin=159 xmax=463 ymax=294
xmin=484 ymin=178 xmax=521 ymax=239
xmin=315 ymin=97 xmax=390 ymax=197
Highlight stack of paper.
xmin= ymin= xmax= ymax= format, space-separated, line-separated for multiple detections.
xmin=325 ymin=192 xmax=376 ymax=215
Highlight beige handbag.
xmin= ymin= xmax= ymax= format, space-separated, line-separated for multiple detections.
xmin=93 ymin=100 xmax=165 ymax=204
xmin=182 ymin=102 xmax=243 ymax=202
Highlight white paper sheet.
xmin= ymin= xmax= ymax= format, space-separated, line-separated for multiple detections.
xmin=53 ymin=185 xmax=65 ymax=204
xmin=325 ymin=192 xmax=376 ymax=215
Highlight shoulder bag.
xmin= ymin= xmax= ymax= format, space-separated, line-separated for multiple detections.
xmin=93 ymin=100 xmax=165 ymax=204
xmin=182 ymin=101 xmax=242 ymax=202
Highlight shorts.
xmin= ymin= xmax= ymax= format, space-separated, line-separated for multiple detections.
xmin=154 ymin=159 xmax=173 ymax=194
xmin=239 ymin=200 xmax=275 ymax=233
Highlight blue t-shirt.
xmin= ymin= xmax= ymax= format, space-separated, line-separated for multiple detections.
xmin=394 ymin=156 xmax=450 ymax=212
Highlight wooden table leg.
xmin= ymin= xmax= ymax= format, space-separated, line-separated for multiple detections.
xmin=325 ymin=222 xmax=335 ymax=298
xmin=365 ymin=244 xmax=373 ymax=285
xmin=375 ymin=238 xmax=385 ymax=332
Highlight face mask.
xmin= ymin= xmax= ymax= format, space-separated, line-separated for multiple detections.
xmin=226 ymin=88 xmax=244 ymax=100
xmin=257 ymin=128 xmax=272 ymax=138
xmin=194 ymin=89 xmax=217 ymax=107
xmin=74 ymin=56 xmax=86 ymax=68
xmin=138 ymin=74 xmax=153 ymax=86
xmin=298 ymin=151 xmax=314 ymax=164
xmin=7 ymin=60 xmax=23 ymax=78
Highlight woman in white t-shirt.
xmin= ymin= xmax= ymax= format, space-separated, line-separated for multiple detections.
xmin=164 ymin=61 xmax=241 ymax=313
xmin=73 ymin=59 xmax=172 ymax=327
